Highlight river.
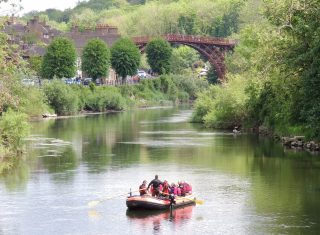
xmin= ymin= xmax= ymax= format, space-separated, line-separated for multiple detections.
xmin=0 ymin=106 xmax=320 ymax=235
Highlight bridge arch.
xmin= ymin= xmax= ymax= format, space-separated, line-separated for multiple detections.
xmin=132 ymin=34 xmax=236 ymax=79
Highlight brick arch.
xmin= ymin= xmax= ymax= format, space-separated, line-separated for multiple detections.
xmin=132 ymin=34 xmax=236 ymax=79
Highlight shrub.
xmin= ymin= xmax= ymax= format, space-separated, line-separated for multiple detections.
xmin=191 ymin=90 xmax=215 ymax=123
xmin=18 ymin=86 xmax=52 ymax=117
xmin=0 ymin=109 xmax=30 ymax=151
xmin=44 ymin=80 xmax=79 ymax=115
xmin=178 ymin=91 xmax=189 ymax=102
xmin=192 ymin=75 xmax=248 ymax=128
xmin=173 ymin=75 xmax=208 ymax=100
xmin=85 ymin=87 xmax=126 ymax=111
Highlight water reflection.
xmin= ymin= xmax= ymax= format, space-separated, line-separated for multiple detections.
xmin=126 ymin=205 xmax=194 ymax=232
xmin=0 ymin=107 xmax=320 ymax=234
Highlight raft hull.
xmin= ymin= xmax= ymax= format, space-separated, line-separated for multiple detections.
xmin=126 ymin=195 xmax=195 ymax=210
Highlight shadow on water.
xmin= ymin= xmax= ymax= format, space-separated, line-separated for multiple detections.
xmin=126 ymin=205 xmax=194 ymax=232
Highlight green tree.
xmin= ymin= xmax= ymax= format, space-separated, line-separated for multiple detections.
xmin=28 ymin=56 xmax=42 ymax=76
xmin=170 ymin=46 xmax=200 ymax=73
xmin=146 ymin=38 xmax=172 ymax=75
xmin=178 ymin=14 xmax=196 ymax=35
xmin=111 ymin=38 xmax=141 ymax=82
xmin=41 ymin=37 xmax=77 ymax=79
xmin=82 ymin=39 xmax=111 ymax=81
xmin=207 ymin=66 xmax=219 ymax=84
xmin=212 ymin=1 xmax=243 ymax=37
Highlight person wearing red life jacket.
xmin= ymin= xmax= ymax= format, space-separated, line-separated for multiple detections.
xmin=183 ymin=182 xmax=192 ymax=194
xmin=162 ymin=180 xmax=170 ymax=196
xmin=177 ymin=187 xmax=182 ymax=196
xmin=178 ymin=181 xmax=185 ymax=196
xmin=170 ymin=183 xmax=178 ymax=195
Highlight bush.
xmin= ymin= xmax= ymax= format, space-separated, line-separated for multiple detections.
xmin=0 ymin=109 xmax=30 ymax=152
xmin=85 ymin=87 xmax=126 ymax=111
xmin=173 ymin=75 xmax=208 ymax=100
xmin=191 ymin=90 xmax=215 ymax=123
xmin=18 ymin=86 xmax=52 ymax=117
xmin=178 ymin=91 xmax=189 ymax=102
xmin=192 ymin=75 xmax=248 ymax=128
xmin=44 ymin=80 xmax=79 ymax=115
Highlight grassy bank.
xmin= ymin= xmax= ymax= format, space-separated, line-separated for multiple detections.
xmin=43 ymin=75 xmax=208 ymax=116
xmin=0 ymin=74 xmax=208 ymax=165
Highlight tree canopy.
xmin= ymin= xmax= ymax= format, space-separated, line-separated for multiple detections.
xmin=111 ymin=38 xmax=141 ymax=81
xmin=41 ymin=37 xmax=77 ymax=79
xmin=82 ymin=39 xmax=111 ymax=80
xmin=146 ymin=38 xmax=172 ymax=75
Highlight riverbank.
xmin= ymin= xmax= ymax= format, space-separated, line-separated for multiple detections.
xmin=43 ymin=75 xmax=207 ymax=116
xmin=0 ymin=74 xmax=208 ymax=162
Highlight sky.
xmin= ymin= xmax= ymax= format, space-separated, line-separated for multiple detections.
xmin=0 ymin=0 xmax=80 ymax=16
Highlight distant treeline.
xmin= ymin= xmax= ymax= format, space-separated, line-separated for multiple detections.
xmin=23 ymin=0 xmax=254 ymax=38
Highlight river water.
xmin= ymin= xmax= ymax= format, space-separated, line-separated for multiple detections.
xmin=0 ymin=107 xmax=320 ymax=235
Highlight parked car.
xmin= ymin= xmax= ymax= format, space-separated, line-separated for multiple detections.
xmin=83 ymin=78 xmax=92 ymax=86
xmin=65 ymin=78 xmax=74 ymax=85
xmin=21 ymin=79 xmax=35 ymax=86
xmin=95 ymin=78 xmax=101 ymax=86
xmin=137 ymin=70 xmax=147 ymax=79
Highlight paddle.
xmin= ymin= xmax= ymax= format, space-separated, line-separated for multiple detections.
xmin=161 ymin=192 xmax=204 ymax=205
xmin=88 ymin=190 xmax=138 ymax=208
xmin=177 ymin=195 xmax=204 ymax=205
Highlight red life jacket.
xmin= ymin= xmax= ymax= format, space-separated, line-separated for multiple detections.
xmin=172 ymin=186 xmax=178 ymax=195
xmin=163 ymin=186 xmax=169 ymax=195
xmin=177 ymin=187 xmax=181 ymax=196
xmin=183 ymin=183 xmax=192 ymax=193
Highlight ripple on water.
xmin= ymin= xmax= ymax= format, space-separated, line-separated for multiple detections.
xmin=140 ymin=110 xmax=193 ymax=124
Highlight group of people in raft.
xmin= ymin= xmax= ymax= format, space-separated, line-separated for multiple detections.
xmin=139 ymin=175 xmax=192 ymax=198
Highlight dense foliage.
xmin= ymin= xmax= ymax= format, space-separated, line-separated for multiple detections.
xmin=43 ymin=80 xmax=79 ymax=115
xmin=146 ymin=38 xmax=172 ymax=75
xmin=24 ymin=0 xmax=244 ymax=38
xmin=41 ymin=37 xmax=77 ymax=79
xmin=192 ymin=0 xmax=320 ymax=139
xmin=170 ymin=46 xmax=200 ymax=74
xmin=111 ymin=38 xmax=141 ymax=81
xmin=0 ymin=110 xmax=29 ymax=152
xmin=82 ymin=39 xmax=111 ymax=80
xmin=0 ymin=19 xmax=45 ymax=157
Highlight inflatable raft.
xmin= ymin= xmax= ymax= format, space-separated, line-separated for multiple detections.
xmin=126 ymin=194 xmax=196 ymax=210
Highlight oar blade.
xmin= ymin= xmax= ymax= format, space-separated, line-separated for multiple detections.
xmin=88 ymin=200 xmax=100 ymax=208
xmin=195 ymin=199 xmax=204 ymax=205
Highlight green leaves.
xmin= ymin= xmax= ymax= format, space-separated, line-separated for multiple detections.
xmin=82 ymin=39 xmax=111 ymax=80
xmin=43 ymin=80 xmax=79 ymax=115
xmin=111 ymin=38 xmax=141 ymax=81
xmin=41 ymin=37 xmax=77 ymax=79
xmin=0 ymin=109 xmax=29 ymax=151
xmin=146 ymin=38 xmax=172 ymax=75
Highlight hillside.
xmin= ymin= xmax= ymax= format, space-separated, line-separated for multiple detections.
xmin=24 ymin=0 xmax=261 ymax=38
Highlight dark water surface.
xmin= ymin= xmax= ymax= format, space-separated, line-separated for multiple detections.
xmin=1 ymin=107 xmax=320 ymax=235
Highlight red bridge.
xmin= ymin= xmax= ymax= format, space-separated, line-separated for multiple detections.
xmin=132 ymin=34 xmax=237 ymax=79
